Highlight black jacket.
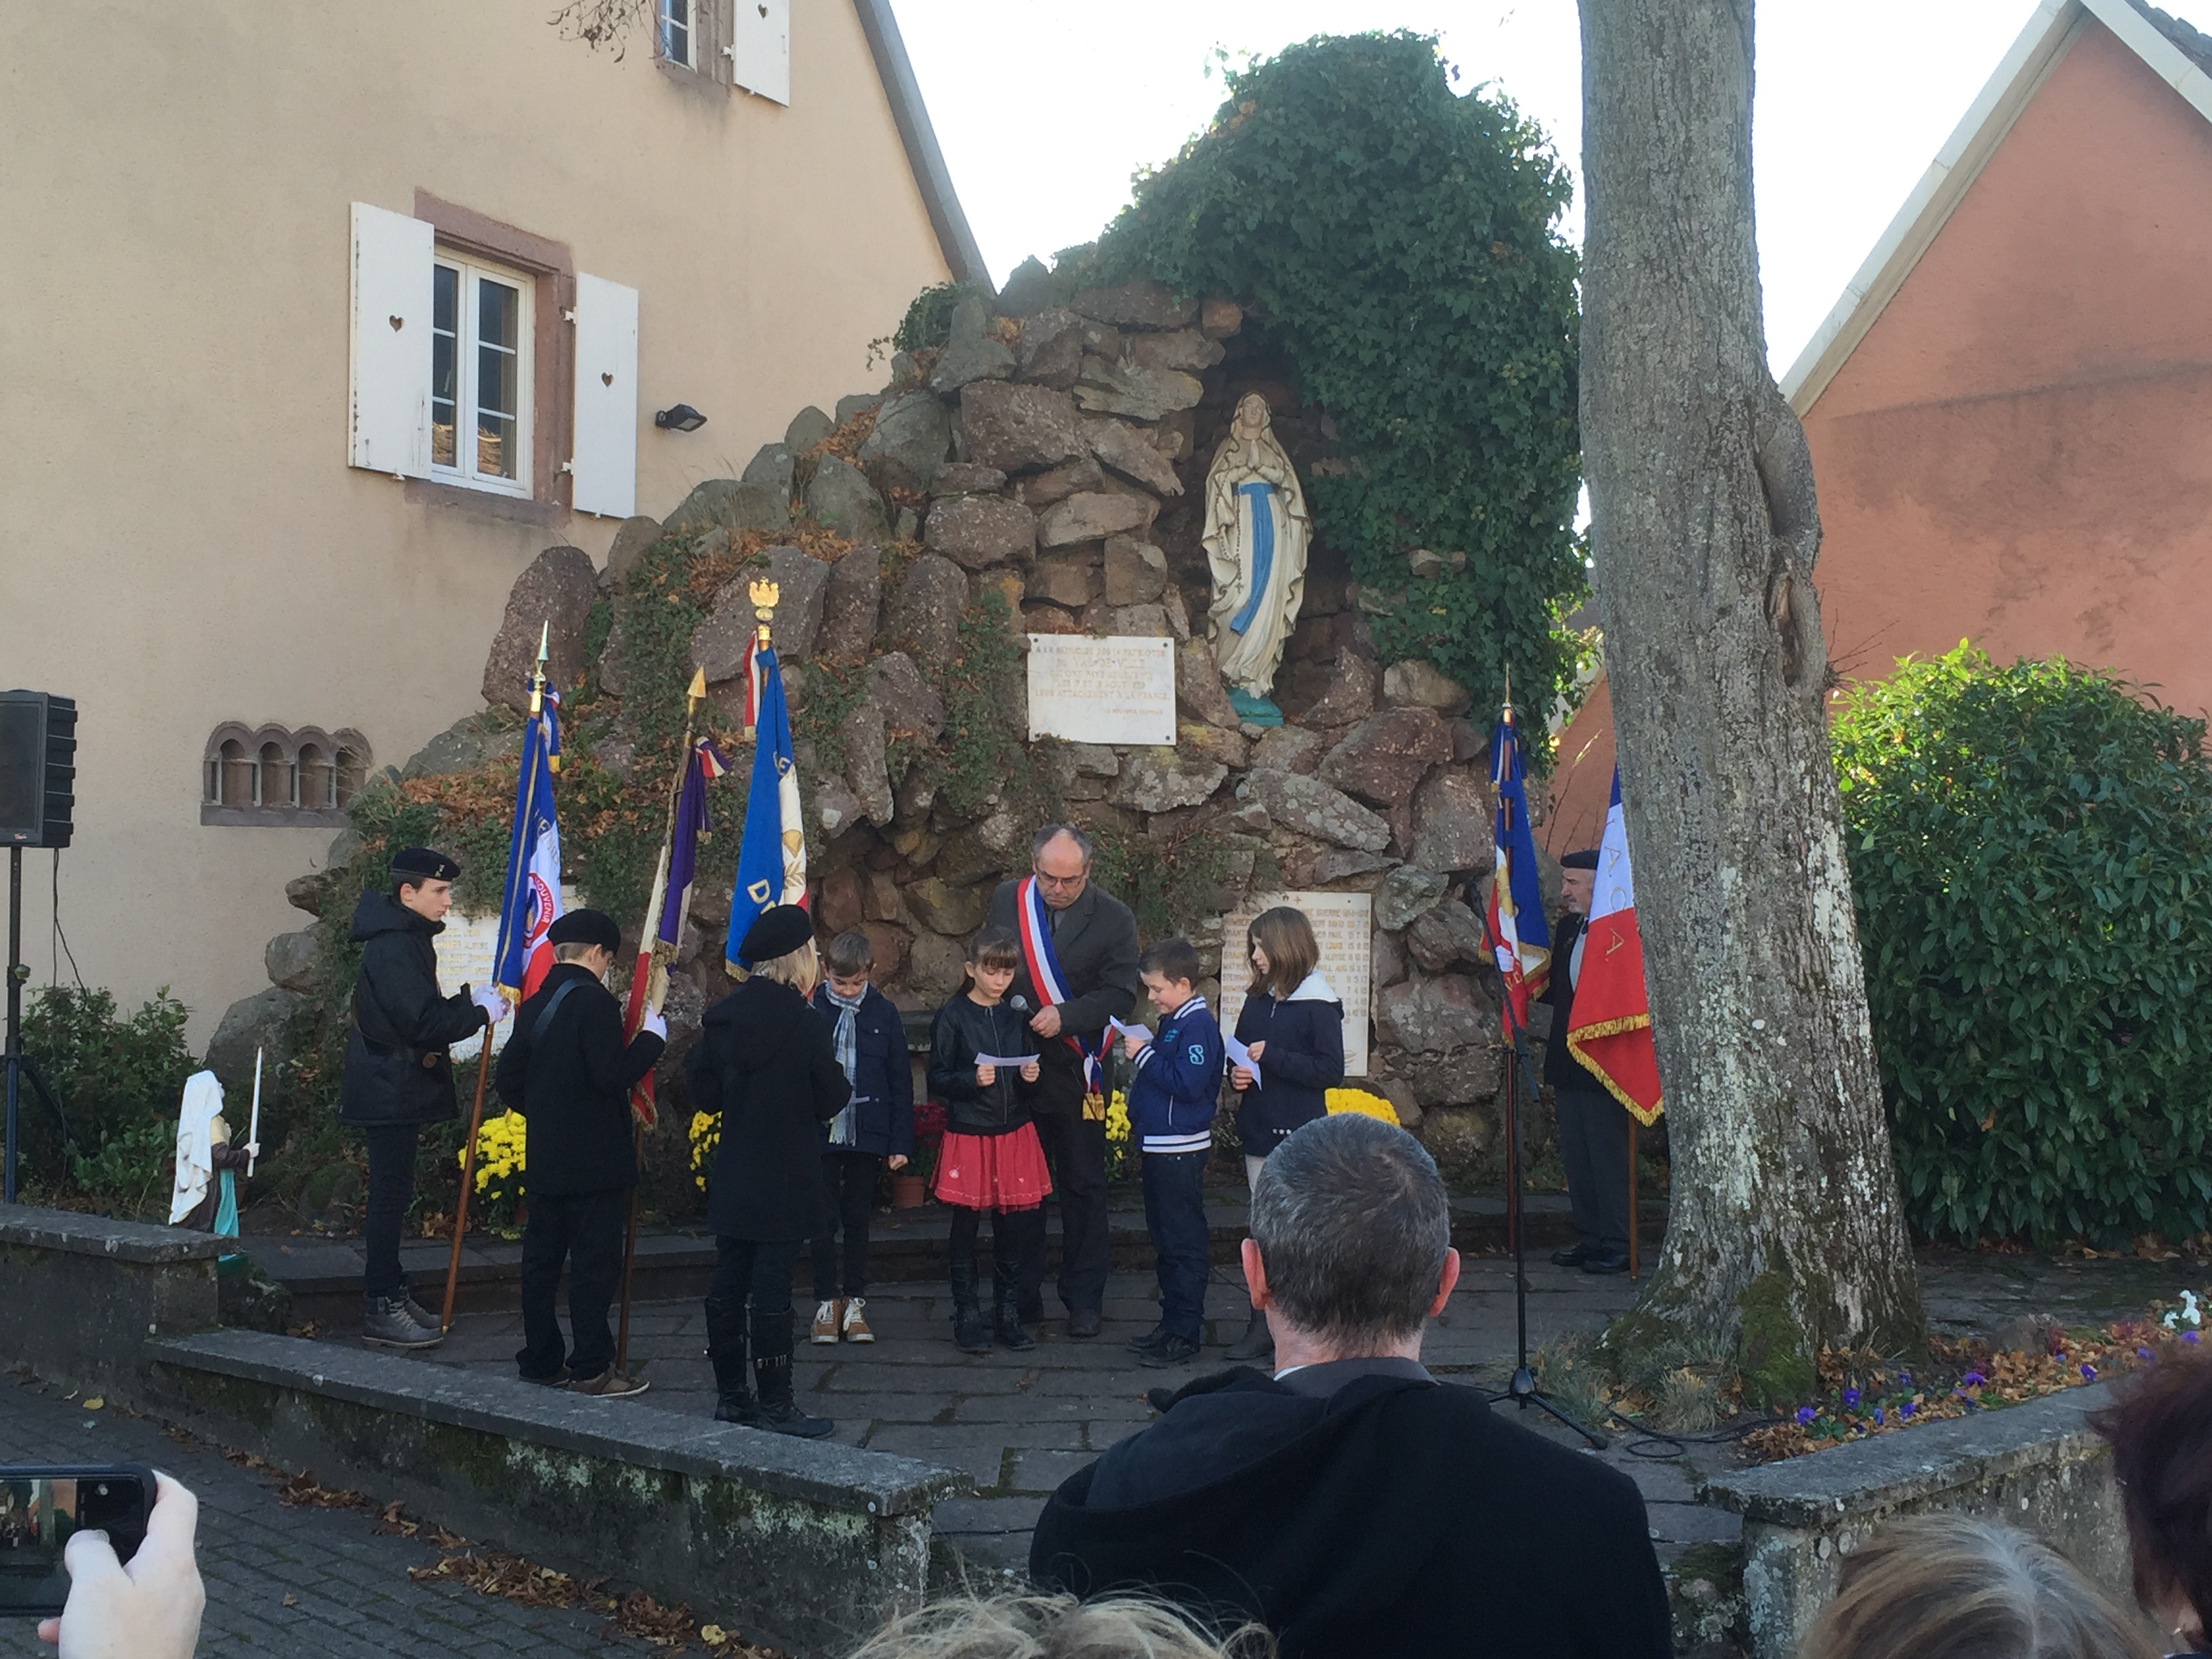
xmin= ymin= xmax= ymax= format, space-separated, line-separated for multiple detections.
xmin=687 ymin=976 xmax=851 ymax=1242
xmin=808 ymin=984 xmax=915 ymax=1157
xmin=1231 ymin=971 xmax=1347 ymax=1148
xmin=985 ymin=877 xmax=1141 ymax=1116
xmin=1542 ymin=912 xmax=1607 ymax=1094
xmin=493 ymin=962 xmax=665 ymax=1197
xmin=1031 ymin=1366 xmax=1671 ymax=1659
xmin=338 ymin=891 xmax=488 ymax=1127
xmin=928 ymin=994 xmax=1040 ymax=1136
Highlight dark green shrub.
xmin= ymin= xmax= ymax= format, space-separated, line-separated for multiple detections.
xmin=17 ymin=986 xmax=197 ymax=1199
xmin=1086 ymin=31 xmax=1584 ymax=722
xmin=1833 ymin=645 xmax=2212 ymax=1245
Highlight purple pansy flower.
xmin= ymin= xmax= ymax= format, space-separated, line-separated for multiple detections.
xmin=1963 ymin=1370 xmax=1986 ymax=1387
xmin=1873 ymin=1407 xmax=1885 ymax=1425
xmin=1797 ymin=1407 xmax=1816 ymax=1426
xmin=1900 ymin=1401 xmax=1916 ymax=1418
xmin=2081 ymin=1363 xmax=2097 ymax=1380
xmin=1842 ymin=1387 xmax=1861 ymax=1408
xmin=2186 ymin=1331 xmax=2201 ymax=1345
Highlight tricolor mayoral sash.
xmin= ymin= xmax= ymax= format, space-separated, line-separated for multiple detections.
xmin=1015 ymin=876 xmax=1105 ymax=1108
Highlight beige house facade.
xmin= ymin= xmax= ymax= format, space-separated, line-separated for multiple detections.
xmin=1 ymin=1 xmax=979 ymax=1044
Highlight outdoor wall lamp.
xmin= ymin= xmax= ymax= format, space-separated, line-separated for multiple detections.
xmin=655 ymin=404 xmax=708 ymax=432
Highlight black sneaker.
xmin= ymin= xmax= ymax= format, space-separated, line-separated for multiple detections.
xmin=1126 ymin=1324 xmax=1170 ymax=1355
xmin=1550 ymin=1243 xmax=1593 ymax=1268
xmin=1139 ymin=1334 xmax=1202 ymax=1369
xmin=1581 ymin=1250 xmax=1632 ymax=1275
xmin=954 ymin=1306 xmax=994 ymax=1354
xmin=994 ymin=1307 xmax=1036 ymax=1352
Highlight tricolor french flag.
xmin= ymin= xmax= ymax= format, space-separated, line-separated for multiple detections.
xmin=1565 ymin=766 xmax=1664 ymax=1124
xmin=1483 ymin=709 xmax=1551 ymax=1042
xmin=493 ymin=691 xmax=563 ymax=1001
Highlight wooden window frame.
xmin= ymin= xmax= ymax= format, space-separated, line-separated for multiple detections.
xmin=659 ymin=0 xmax=731 ymax=89
xmin=406 ymin=192 xmax=576 ymax=526
xmin=430 ymin=251 xmax=535 ymax=499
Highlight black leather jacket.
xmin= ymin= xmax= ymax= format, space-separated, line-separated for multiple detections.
xmin=928 ymin=994 xmax=1040 ymax=1135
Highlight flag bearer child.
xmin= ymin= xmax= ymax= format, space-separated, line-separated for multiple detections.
xmin=806 ymin=929 xmax=914 ymax=1345
xmin=1118 ymin=939 xmax=1225 ymax=1370
xmin=928 ymin=927 xmax=1052 ymax=1355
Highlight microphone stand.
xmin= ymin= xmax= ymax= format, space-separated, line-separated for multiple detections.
xmin=1488 ymin=968 xmax=1610 ymax=1450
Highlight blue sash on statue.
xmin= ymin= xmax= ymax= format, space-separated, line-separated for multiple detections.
xmin=1229 ymin=481 xmax=1275 ymax=635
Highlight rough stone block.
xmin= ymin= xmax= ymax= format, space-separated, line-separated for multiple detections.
xmin=887 ymin=553 xmax=968 ymax=668
xmin=1300 ymin=653 xmax=1381 ymax=729
xmin=1376 ymin=975 xmax=1492 ymax=1054
xmin=206 ymin=986 xmax=308 ymax=1092
xmin=1129 ymin=329 xmax=1227 ymax=375
xmin=1200 ymin=298 xmax=1244 ymax=339
xmin=1404 ymin=899 xmax=1486 ymax=972
xmin=1026 ymin=552 xmax=1099 ymax=609
xmin=784 ymin=405 xmax=836 ymax=451
xmin=1103 ymin=536 xmax=1168 ymax=605
xmin=742 ymin=442 xmax=797 ymax=497
xmin=1111 ymin=751 xmax=1228 ymax=813
xmin=868 ymin=651 xmax=945 ymax=739
xmin=931 ymin=462 xmax=1008 ymax=495
xmin=1243 ymin=770 xmax=1389 ymax=853
xmin=1319 ymin=708 xmax=1453 ymax=807
xmin=1038 ymin=491 xmax=1155 ymax=548
xmin=1072 ymin=356 xmax=1204 ymax=422
xmin=815 ymin=543 xmax=883 ymax=662
xmin=663 ymin=478 xmax=792 ymax=540
xmin=1409 ymin=767 xmax=1493 ymax=873
xmin=482 ymin=546 xmax=598 ymax=710
xmin=1383 ymin=659 xmax=1473 ymax=718
xmin=925 ymin=495 xmax=1038 ymax=570
xmin=1015 ymin=454 xmax=1105 ymax=510
xmin=1070 ymin=280 xmax=1200 ymax=329
xmin=1250 ymin=725 xmax=1325 ymax=775
xmin=928 ymin=293 xmax=1017 ymax=396
xmin=1376 ymin=862 xmax=1448 ymax=929
xmin=605 ymin=515 xmax=665 ymax=584
xmin=264 ymin=928 xmax=319 ymax=994
xmin=858 ymin=390 xmax=954 ymax=495
xmin=804 ymin=455 xmax=892 ymax=544
xmin=1176 ymin=638 xmax=1244 ymax=730
xmin=1086 ymin=419 xmax=1184 ymax=496
xmin=959 ymin=382 xmax=1088 ymax=474
xmin=1012 ymin=307 xmax=1084 ymax=390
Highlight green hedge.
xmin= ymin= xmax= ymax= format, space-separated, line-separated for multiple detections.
xmin=1835 ymin=646 xmax=2212 ymax=1245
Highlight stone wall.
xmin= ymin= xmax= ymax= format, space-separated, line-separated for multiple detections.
xmin=229 ymin=277 xmax=1543 ymax=1179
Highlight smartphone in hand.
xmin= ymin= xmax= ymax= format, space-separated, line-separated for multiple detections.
xmin=0 ymin=1465 xmax=156 ymax=1617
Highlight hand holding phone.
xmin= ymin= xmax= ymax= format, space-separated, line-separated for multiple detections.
xmin=37 ymin=1471 xmax=203 ymax=1659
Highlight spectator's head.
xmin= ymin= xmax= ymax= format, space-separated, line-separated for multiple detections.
xmin=1559 ymin=848 xmax=1598 ymax=917
xmin=1030 ymin=824 xmax=1094 ymax=910
xmin=1139 ymin=939 xmax=1202 ymax=1011
xmin=824 ymin=929 xmax=876 ymax=998
xmin=848 ymin=1593 xmax=1271 ymax=1659
xmin=1246 ymin=1114 xmax=1458 ymax=1359
xmin=2092 ymin=1345 xmax=2212 ymax=1649
xmin=1797 ymin=1515 xmax=2160 ymax=1659
xmin=1246 ymin=907 xmax=1319 ymax=1000
xmin=737 ymin=905 xmax=820 ymax=997
xmin=966 ymin=926 xmax=1023 ymax=1004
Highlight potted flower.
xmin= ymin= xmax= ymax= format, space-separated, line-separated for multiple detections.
xmin=897 ymin=1100 xmax=947 ymax=1208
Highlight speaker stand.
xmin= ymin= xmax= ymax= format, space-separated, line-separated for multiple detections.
xmin=4 ymin=846 xmax=69 ymax=1204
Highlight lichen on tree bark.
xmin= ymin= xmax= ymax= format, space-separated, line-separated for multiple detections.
xmin=1576 ymin=0 xmax=1926 ymax=1392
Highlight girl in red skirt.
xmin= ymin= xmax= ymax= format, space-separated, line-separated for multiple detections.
xmin=928 ymin=926 xmax=1052 ymax=1353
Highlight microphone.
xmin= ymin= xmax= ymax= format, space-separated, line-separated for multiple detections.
xmin=1010 ymin=995 xmax=1030 ymax=1012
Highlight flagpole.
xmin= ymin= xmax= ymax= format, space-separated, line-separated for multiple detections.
xmin=617 ymin=666 xmax=710 ymax=1374
xmin=1499 ymin=682 xmax=1518 ymax=1255
xmin=445 ymin=626 xmax=548 ymax=1332
xmin=1628 ymin=1122 xmax=1639 ymax=1280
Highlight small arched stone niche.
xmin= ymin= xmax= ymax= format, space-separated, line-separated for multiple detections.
xmin=201 ymin=724 xmax=369 ymax=827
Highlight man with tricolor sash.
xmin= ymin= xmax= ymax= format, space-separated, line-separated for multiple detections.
xmin=988 ymin=823 xmax=1141 ymax=1339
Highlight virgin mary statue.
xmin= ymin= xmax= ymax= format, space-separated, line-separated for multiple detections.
xmin=1202 ymin=393 xmax=1311 ymax=721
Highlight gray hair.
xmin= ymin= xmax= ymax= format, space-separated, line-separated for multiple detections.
xmin=1030 ymin=823 xmax=1093 ymax=865
xmin=1249 ymin=1113 xmax=1452 ymax=1349
xmin=847 ymin=1593 xmax=1273 ymax=1659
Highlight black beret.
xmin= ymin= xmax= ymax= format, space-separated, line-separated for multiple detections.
xmin=738 ymin=904 xmax=814 ymax=964
xmin=1560 ymin=848 xmax=1601 ymax=870
xmin=390 ymin=846 xmax=460 ymax=882
xmin=548 ymin=909 xmax=621 ymax=953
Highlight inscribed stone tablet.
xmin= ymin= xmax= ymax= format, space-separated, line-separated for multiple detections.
xmin=438 ymin=886 xmax=579 ymax=1062
xmin=1218 ymin=890 xmax=1374 ymax=1077
xmin=1027 ymin=634 xmax=1176 ymax=746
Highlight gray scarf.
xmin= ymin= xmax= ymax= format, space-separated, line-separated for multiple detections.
xmin=824 ymin=986 xmax=865 ymax=1147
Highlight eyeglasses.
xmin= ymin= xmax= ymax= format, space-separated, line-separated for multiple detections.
xmin=1032 ymin=869 xmax=1088 ymax=890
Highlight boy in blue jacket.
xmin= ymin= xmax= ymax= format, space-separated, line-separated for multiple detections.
xmin=1117 ymin=937 xmax=1225 ymax=1368
xmin=807 ymin=930 xmax=914 ymax=1345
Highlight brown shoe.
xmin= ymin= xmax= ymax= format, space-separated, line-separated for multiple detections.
xmin=811 ymin=1298 xmax=844 ymax=1345
xmin=840 ymin=1297 xmax=875 ymax=1344
xmin=569 ymin=1367 xmax=649 ymax=1399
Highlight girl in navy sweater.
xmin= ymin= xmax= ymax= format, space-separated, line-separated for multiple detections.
xmin=1227 ymin=904 xmax=1345 ymax=1360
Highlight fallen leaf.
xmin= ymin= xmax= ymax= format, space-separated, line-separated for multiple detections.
xmin=82 ymin=1397 xmax=104 ymax=1410
xmin=283 ymin=1594 xmax=297 ymax=1607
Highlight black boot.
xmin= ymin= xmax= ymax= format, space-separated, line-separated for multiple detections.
xmin=750 ymin=1311 xmax=833 ymax=1439
xmin=993 ymin=1252 xmax=1035 ymax=1351
xmin=1225 ymin=1307 xmax=1273 ymax=1363
xmin=951 ymin=1247 xmax=991 ymax=1353
xmin=705 ymin=1298 xmax=756 ymax=1425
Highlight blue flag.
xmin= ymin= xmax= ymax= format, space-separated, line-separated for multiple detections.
xmin=724 ymin=645 xmax=807 ymax=969
xmin=1481 ymin=710 xmax=1552 ymax=1039
xmin=493 ymin=693 xmax=563 ymax=999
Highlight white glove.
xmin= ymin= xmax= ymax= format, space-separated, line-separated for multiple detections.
xmin=641 ymin=1009 xmax=668 ymax=1041
xmin=472 ymin=985 xmax=510 ymax=1026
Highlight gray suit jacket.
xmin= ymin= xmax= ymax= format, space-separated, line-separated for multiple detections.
xmin=986 ymin=876 xmax=1142 ymax=1115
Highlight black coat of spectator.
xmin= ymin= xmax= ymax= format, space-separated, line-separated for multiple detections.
xmin=1031 ymin=1366 xmax=1671 ymax=1659
xmin=339 ymin=890 xmax=487 ymax=1127
xmin=928 ymin=994 xmax=1041 ymax=1135
xmin=1231 ymin=975 xmax=1346 ymax=1149
xmin=808 ymin=983 xmax=914 ymax=1156
xmin=985 ymin=878 xmax=1141 ymax=1116
xmin=494 ymin=961 xmax=665 ymax=1196
xmin=1542 ymin=913 xmax=1606 ymax=1092
xmin=688 ymin=975 xmax=851 ymax=1241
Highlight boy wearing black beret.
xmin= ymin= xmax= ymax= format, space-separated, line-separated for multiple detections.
xmin=495 ymin=907 xmax=666 ymax=1396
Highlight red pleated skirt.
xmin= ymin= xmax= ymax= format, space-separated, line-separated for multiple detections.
xmin=933 ymin=1122 xmax=1052 ymax=1212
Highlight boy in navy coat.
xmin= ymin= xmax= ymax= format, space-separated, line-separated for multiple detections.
xmin=1118 ymin=937 xmax=1225 ymax=1368
xmin=807 ymin=930 xmax=914 ymax=1343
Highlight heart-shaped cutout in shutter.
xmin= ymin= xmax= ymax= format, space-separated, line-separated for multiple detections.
xmin=388 ymin=315 xmax=404 ymax=331
xmin=602 ymin=372 xmax=614 ymax=386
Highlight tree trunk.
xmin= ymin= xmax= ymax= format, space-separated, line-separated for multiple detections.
xmin=1576 ymin=0 xmax=1925 ymax=1396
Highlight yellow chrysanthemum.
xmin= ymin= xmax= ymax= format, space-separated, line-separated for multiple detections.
xmin=460 ymin=1109 xmax=529 ymax=1203
xmin=1105 ymin=1090 xmax=1132 ymax=1145
xmin=1325 ymin=1087 xmax=1399 ymax=1124
xmin=689 ymin=1110 xmax=722 ymax=1191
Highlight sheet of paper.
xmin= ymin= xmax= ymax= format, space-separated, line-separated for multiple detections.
xmin=975 ymin=1053 xmax=1042 ymax=1069
xmin=1225 ymin=1033 xmax=1263 ymax=1090
xmin=1108 ymin=1017 xmax=1155 ymax=1044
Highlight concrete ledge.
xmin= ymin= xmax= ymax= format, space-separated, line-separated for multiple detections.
xmin=0 ymin=1204 xmax=221 ymax=1404
xmin=146 ymin=1329 xmax=968 ymax=1654
xmin=0 ymin=1204 xmax=224 ymax=1263
xmin=1701 ymin=1388 xmax=2138 ymax=1658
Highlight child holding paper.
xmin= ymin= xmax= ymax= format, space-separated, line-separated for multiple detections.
xmin=1225 ymin=904 xmax=1345 ymax=1361
xmin=927 ymin=926 xmax=1052 ymax=1354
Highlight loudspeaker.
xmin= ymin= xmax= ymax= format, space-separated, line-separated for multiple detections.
xmin=0 ymin=692 xmax=75 ymax=848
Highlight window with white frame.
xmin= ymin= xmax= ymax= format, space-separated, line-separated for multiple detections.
xmin=430 ymin=253 xmax=533 ymax=496
xmin=659 ymin=0 xmax=691 ymax=67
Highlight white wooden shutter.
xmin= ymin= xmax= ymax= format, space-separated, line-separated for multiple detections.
xmin=726 ymin=0 xmax=789 ymax=104
xmin=571 ymin=272 xmax=640 ymax=518
xmin=348 ymin=203 xmax=434 ymax=476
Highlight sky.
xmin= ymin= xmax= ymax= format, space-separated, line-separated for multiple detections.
xmin=890 ymin=0 xmax=2201 ymax=377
